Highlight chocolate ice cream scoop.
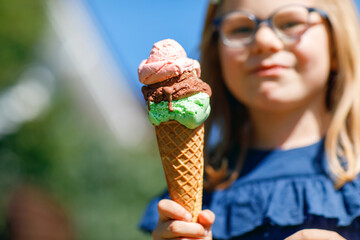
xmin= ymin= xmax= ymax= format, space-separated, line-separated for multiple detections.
xmin=142 ymin=71 xmax=211 ymax=111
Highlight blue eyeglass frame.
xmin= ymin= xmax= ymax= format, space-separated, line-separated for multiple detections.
xmin=213 ymin=5 xmax=329 ymax=48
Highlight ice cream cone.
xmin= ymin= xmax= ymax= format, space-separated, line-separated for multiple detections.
xmin=138 ymin=39 xmax=210 ymax=222
xmin=155 ymin=121 xmax=204 ymax=222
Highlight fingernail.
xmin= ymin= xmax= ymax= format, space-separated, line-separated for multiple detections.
xmin=204 ymin=230 xmax=209 ymax=236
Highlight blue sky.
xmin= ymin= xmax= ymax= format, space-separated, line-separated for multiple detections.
xmin=83 ymin=0 xmax=360 ymax=100
xmin=83 ymin=0 xmax=208 ymax=100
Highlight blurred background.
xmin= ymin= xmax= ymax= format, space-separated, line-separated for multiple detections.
xmin=0 ymin=0 xmax=207 ymax=239
xmin=1 ymin=0 xmax=359 ymax=239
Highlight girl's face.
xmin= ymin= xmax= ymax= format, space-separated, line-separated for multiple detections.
xmin=219 ymin=0 xmax=333 ymax=113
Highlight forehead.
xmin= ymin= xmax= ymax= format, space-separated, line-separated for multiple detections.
xmin=221 ymin=0 xmax=315 ymax=17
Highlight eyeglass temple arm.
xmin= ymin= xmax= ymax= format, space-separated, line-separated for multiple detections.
xmin=309 ymin=7 xmax=328 ymax=19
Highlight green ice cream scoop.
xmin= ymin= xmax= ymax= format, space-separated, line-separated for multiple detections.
xmin=148 ymin=92 xmax=211 ymax=129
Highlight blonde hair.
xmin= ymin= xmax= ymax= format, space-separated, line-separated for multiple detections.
xmin=200 ymin=0 xmax=360 ymax=189
xmin=317 ymin=0 xmax=360 ymax=187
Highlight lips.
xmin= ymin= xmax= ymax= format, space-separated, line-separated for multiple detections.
xmin=251 ymin=64 xmax=289 ymax=77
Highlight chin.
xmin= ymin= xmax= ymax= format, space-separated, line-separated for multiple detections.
xmin=251 ymin=96 xmax=301 ymax=113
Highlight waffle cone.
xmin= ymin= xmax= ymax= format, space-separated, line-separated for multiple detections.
xmin=155 ymin=121 xmax=204 ymax=222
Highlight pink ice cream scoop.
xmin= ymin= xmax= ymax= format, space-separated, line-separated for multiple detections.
xmin=138 ymin=39 xmax=201 ymax=85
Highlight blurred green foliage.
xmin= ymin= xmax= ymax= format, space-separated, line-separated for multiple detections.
xmin=0 ymin=0 xmax=165 ymax=239
xmin=0 ymin=0 xmax=46 ymax=89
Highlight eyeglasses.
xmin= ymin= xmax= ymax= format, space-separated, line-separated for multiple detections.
xmin=213 ymin=5 xmax=328 ymax=48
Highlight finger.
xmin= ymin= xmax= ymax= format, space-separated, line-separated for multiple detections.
xmin=284 ymin=229 xmax=346 ymax=240
xmin=158 ymin=199 xmax=192 ymax=222
xmin=170 ymin=239 xmax=203 ymax=240
xmin=198 ymin=209 xmax=215 ymax=228
xmin=198 ymin=210 xmax=215 ymax=239
xmin=156 ymin=220 xmax=207 ymax=239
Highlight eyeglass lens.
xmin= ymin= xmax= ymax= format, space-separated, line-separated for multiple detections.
xmin=220 ymin=5 xmax=313 ymax=46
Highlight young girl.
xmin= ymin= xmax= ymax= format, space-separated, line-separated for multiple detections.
xmin=140 ymin=0 xmax=360 ymax=239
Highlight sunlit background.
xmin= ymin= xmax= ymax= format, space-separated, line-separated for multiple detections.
xmin=0 ymin=0 xmax=358 ymax=239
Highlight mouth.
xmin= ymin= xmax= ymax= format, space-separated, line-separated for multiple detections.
xmin=251 ymin=65 xmax=289 ymax=77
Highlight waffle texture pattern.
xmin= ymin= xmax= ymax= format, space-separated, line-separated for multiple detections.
xmin=155 ymin=121 xmax=204 ymax=222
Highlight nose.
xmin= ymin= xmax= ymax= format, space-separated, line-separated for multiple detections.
xmin=251 ymin=25 xmax=284 ymax=54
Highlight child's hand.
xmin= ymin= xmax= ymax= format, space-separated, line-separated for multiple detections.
xmin=285 ymin=229 xmax=346 ymax=240
xmin=152 ymin=199 xmax=215 ymax=240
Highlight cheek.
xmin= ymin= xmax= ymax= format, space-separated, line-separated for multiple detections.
xmin=219 ymin=45 xmax=248 ymax=99
xmin=291 ymin=26 xmax=332 ymax=85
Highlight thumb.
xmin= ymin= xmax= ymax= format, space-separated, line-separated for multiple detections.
xmin=198 ymin=209 xmax=215 ymax=230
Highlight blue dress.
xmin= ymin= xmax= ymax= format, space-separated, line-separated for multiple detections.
xmin=139 ymin=140 xmax=360 ymax=239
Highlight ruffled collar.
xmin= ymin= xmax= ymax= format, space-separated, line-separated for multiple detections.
xmin=232 ymin=139 xmax=329 ymax=184
xmin=139 ymin=139 xmax=360 ymax=239
xmin=205 ymin=139 xmax=360 ymax=239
